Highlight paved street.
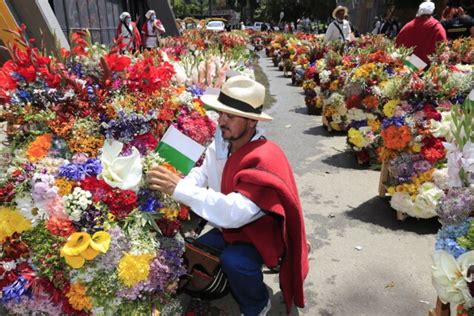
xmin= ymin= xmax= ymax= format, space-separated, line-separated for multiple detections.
xmin=203 ymin=53 xmax=441 ymax=316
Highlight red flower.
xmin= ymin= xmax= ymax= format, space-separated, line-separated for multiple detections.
xmin=423 ymin=104 xmax=441 ymax=121
xmin=47 ymin=217 xmax=76 ymax=237
xmin=178 ymin=205 xmax=190 ymax=221
xmin=60 ymin=48 xmax=70 ymax=59
xmin=103 ymin=189 xmax=137 ymax=219
xmin=421 ymin=136 xmax=446 ymax=163
xmin=156 ymin=218 xmax=181 ymax=237
xmin=16 ymin=65 xmax=36 ymax=82
xmin=104 ymin=54 xmax=131 ymax=72
xmin=0 ymin=61 xmax=18 ymax=91
xmin=127 ymin=59 xmax=175 ymax=93
xmin=3 ymin=233 xmax=29 ymax=259
xmin=346 ymin=95 xmax=362 ymax=109
xmin=0 ymin=182 xmax=16 ymax=203
xmin=39 ymin=67 xmax=62 ymax=88
xmin=80 ymin=177 xmax=112 ymax=202
xmin=0 ymin=270 xmax=18 ymax=289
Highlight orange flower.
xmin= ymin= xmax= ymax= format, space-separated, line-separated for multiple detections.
xmin=55 ymin=177 xmax=75 ymax=196
xmin=362 ymin=95 xmax=379 ymax=110
xmin=26 ymin=134 xmax=53 ymax=162
xmin=381 ymin=125 xmax=412 ymax=150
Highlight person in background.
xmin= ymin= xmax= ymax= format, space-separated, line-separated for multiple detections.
xmin=441 ymin=0 xmax=474 ymax=39
xmin=325 ymin=6 xmax=352 ymax=42
xmin=147 ymin=75 xmax=309 ymax=316
xmin=372 ymin=16 xmax=382 ymax=34
xmin=142 ymin=10 xmax=165 ymax=49
xmin=115 ymin=12 xmax=141 ymax=53
xmin=395 ymin=1 xmax=447 ymax=64
xmin=240 ymin=21 xmax=246 ymax=30
xmin=345 ymin=14 xmax=359 ymax=38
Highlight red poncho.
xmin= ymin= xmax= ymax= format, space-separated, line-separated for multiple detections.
xmin=395 ymin=16 xmax=447 ymax=64
xmin=221 ymin=139 xmax=309 ymax=312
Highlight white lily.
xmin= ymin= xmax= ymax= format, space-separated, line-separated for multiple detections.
xmin=462 ymin=141 xmax=474 ymax=175
xmin=444 ymin=142 xmax=464 ymax=188
xmin=432 ymin=250 xmax=474 ymax=310
xmin=100 ymin=140 xmax=142 ymax=191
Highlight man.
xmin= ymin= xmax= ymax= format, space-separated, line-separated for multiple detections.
xmin=114 ymin=12 xmax=141 ymax=52
xmin=441 ymin=0 xmax=474 ymax=40
xmin=142 ymin=10 xmax=166 ymax=49
xmin=395 ymin=1 xmax=447 ymax=64
xmin=147 ymin=76 xmax=309 ymax=316
xmin=325 ymin=6 xmax=352 ymax=42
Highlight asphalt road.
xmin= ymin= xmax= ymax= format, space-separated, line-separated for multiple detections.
xmin=202 ymin=52 xmax=441 ymax=316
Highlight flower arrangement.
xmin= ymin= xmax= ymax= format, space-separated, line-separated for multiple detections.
xmin=0 ymin=27 xmax=252 ymax=315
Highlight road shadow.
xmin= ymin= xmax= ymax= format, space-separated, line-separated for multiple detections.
xmin=345 ymin=196 xmax=441 ymax=235
xmin=291 ymin=106 xmax=310 ymax=115
xmin=322 ymin=151 xmax=368 ymax=170
xmin=303 ymin=125 xmax=346 ymax=137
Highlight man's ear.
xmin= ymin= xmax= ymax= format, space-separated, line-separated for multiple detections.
xmin=248 ymin=119 xmax=258 ymax=129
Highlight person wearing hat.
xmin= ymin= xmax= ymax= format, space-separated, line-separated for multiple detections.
xmin=324 ymin=5 xmax=352 ymax=42
xmin=142 ymin=10 xmax=166 ymax=49
xmin=114 ymin=12 xmax=142 ymax=52
xmin=147 ymin=75 xmax=309 ymax=316
xmin=440 ymin=0 xmax=474 ymax=40
xmin=395 ymin=1 xmax=447 ymax=64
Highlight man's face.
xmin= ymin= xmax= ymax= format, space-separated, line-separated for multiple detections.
xmin=218 ymin=112 xmax=255 ymax=141
xmin=336 ymin=10 xmax=345 ymax=20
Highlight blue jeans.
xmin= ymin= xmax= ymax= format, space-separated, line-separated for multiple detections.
xmin=197 ymin=229 xmax=269 ymax=316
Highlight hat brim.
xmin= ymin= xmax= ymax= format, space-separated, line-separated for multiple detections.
xmin=332 ymin=6 xmax=348 ymax=19
xmin=200 ymin=94 xmax=273 ymax=122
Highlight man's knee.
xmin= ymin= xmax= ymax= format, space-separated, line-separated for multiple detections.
xmin=219 ymin=246 xmax=260 ymax=275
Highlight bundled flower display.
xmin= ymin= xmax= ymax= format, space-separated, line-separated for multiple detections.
xmin=432 ymin=92 xmax=474 ymax=315
xmin=0 ymin=26 xmax=257 ymax=315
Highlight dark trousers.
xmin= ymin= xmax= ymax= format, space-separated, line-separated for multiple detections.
xmin=197 ymin=229 xmax=269 ymax=316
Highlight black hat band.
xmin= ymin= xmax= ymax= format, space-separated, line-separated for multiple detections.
xmin=218 ymin=92 xmax=263 ymax=114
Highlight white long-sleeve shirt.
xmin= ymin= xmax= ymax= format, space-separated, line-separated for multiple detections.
xmin=172 ymin=127 xmax=265 ymax=229
xmin=324 ymin=19 xmax=352 ymax=42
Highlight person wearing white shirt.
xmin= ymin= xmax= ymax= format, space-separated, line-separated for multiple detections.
xmin=325 ymin=5 xmax=352 ymax=42
xmin=147 ymin=76 xmax=309 ymax=315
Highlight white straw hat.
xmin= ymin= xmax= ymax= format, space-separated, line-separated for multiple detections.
xmin=200 ymin=76 xmax=273 ymax=122
xmin=332 ymin=6 xmax=348 ymax=19
xmin=145 ymin=10 xmax=156 ymax=19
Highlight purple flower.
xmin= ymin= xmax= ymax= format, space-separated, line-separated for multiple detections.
xmin=58 ymin=163 xmax=85 ymax=181
xmin=413 ymin=159 xmax=432 ymax=174
xmin=101 ymin=111 xmax=152 ymax=142
xmin=83 ymin=159 xmax=102 ymax=176
xmin=349 ymin=120 xmax=368 ymax=129
xmin=437 ymin=188 xmax=474 ymax=225
xmin=2 ymin=276 xmax=30 ymax=304
xmin=382 ymin=116 xmax=405 ymax=129
xmin=187 ymin=85 xmax=204 ymax=97
xmin=138 ymin=189 xmax=164 ymax=213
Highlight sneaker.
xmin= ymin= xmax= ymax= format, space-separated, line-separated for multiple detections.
xmin=259 ymin=299 xmax=272 ymax=316
xmin=240 ymin=299 xmax=271 ymax=316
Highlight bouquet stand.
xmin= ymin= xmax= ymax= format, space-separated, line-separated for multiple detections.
xmin=378 ymin=160 xmax=408 ymax=221
xmin=428 ymin=298 xmax=449 ymax=316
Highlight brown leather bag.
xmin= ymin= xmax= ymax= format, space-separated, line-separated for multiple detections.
xmin=179 ymin=237 xmax=229 ymax=298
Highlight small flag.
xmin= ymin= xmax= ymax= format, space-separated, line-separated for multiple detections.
xmin=404 ymin=54 xmax=427 ymax=72
xmin=155 ymin=125 xmax=205 ymax=175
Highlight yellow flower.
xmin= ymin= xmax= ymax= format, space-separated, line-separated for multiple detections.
xmin=66 ymin=282 xmax=93 ymax=311
xmin=411 ymin=143 xmax=422 ymax=153
xmin=118 ymin=253 xmax=154 ymax=287
xmin=61 ymin=231 xmax=110 ymax=268
xmin=160 ymin=207 xmax=179 ymax=221
xmin=0 ymin=207 xmax=31 ymax=242
xmin=329 ymin=80 xmax=339 ymax=91
xmin=383 ymin=99 xmax=399 ymax=118
xmin=55 ymin=177 xmax=75 ymax=196
xmin=368 ymin=119 xmax=381 ymax=132
xmin=348 ymin=128 xmax=366 ymax=148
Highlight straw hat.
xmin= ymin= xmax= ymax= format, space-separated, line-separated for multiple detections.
xmin=200 ymin=76 xmax=273 ymax=122
xmin=145 ymin=10 xmax=156 ymax=19
xmin=332 ymin=6 xmax=348 ymax=19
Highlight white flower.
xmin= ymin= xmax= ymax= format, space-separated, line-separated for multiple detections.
xmin=15 ymin=193 xmax=46 ymax=226
xmin=444 ymin=142 xmax=464 ymax=188
xmin=433 ymin=168 xmax=450 ymax=191
xmin=431 ymin=112 xmax=455 ymax=142
xmin=462 ymin=142 xmax=474 ymax=175
xmin=411 ymin=182 xmax=444 ymax=218
xmin=2 ymin=260 xmax=17 ymax=272
xmin=172 ymin=62 xmax=187 ymax=85
xmin=64 ymin=187 xmax=92 ymax=221
xmin=432 ymin=250 xmax=474 ymax=308
xmin=320 ymin=70 xmax=331 ymax=84
xmin=346 ymin=108 xmax=366 ymax=122
xmin=390 ymin=192 xmax=415 ymax=214
xmin=100 ymin=140 xmax=142 ymax=191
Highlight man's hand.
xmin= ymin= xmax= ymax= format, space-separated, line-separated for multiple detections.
xmin=147 ymin=166 xmax=181 ymax=195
